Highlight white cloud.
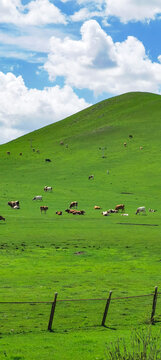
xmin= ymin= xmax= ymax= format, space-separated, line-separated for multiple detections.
xmin=0 ymin=72 xmax=91 ymax=144
xmin=70 ymin=0 xmax=161 ymax=23
xmin=44 ymin=20 xmax=161 ymax=96
xmin=70 ymin=7 xmax=102 ymax=22
xmin=0 ymin=0 xmax=66 ymax=26
xmin=104 ymin=0 xmax=161 ymax=23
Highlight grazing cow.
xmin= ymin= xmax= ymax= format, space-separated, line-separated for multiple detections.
xmin=149 ymin=208 xmax=157 ymax=213
xmin=45 ymin=159 xmax=51 ymax=162
xmin=56 ymin=211 xmax=62 ymax=215
xmin=88 ymin=175 xmax=94 ymax=180
xmin=33 ymin=196 xmax=42 ymax=201
xmin=115 ymin=204 xmax=125 ymax=212
xmin=129 ymin=135 xmax=133 ymax=138
xmin=94 ymin=206 xmax=101 ymax=210
xmin=140 ymin=146 xmax=143 ymax=150
xmin=7 ymin=151 xmax=10 ymax=155
xmin=19 ymin=152 xmax=22 ymax=156
xmin=65 ymin=209 xmax=76 ymax=214
xmin=72 ymin=210 xmax=85 ymax=215
xmin=69 ymin=201 xmax=78 ymax=209
xmin=8 ymin=201 xmax=19 ymax=208
xmin=102 ymin=211 xmax=110 ymax=216
xmin=0 ymin=216 xmax=5 ymax=221
xmin=107 ymin=209 xmax=118 ymax=213
xmin=44 ymin=186 xmax=52 ymax=192
xmin=124 ymin=142 xmax=127 ymax=147
xmin=40 ymin=206 xmax=48 ymax=214
xmin=136 ymin=206 xmax=146 ymax=215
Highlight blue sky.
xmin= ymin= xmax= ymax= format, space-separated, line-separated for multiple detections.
xmin=0 ymin=0 xmax=161 ymax=144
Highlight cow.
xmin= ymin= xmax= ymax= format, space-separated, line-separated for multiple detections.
xmin=107 ymin=209 xmax=118 ymax=213
xmin=94 ymin=206 xmax=101 ymax=210
xmin=60 ymin=141 xmax=64 ymax=145
xmin=102 ymin=211 xmax=110 ymax=216
xmin=115 ymin=204 xmax=125 ymax=212
xmin=69 ymin=201 xmax=78 ymax=209
xmin=72 ymin=210 xmax=85 ymax=215
xmin=7 ymin=151 xmax=10 ymax=155
xmin=88 ymin=175 xmax=94 ymax=180
xmin=121 ymin=213 xmax=129 ymax=216
xmin=136 ymin=206 xmax=146 ymax=215
xmin=40 ymin=206 xmax=48 ymax=214
xmin=124 ymin=142 xmax=127 ymax=147
xmin=44 ymin=186 xmax=52 ymax=192
xmin=129 ymin=135 xmax=133 ymax=138
xmin=65 ymin=209 xmax=76 ymax=214
xmin=140 ymin=146 xmax=143 ymax=150
xmin=149 ymin=208 xmax=157 ymax=213
xmin=8 ymin=201 xmax=19 ymax=208
xmin=33 ymin=196 xmax=42 ymax=201
xmin=56 ymin=211 xmax=62 ymax=215
xmin=45 ymin=159 xmax=51 ymax=162
xmin=0 ymin=216 xmax=5 ymax=221
xmin=19 ymin=152 xmax=22 ymax=156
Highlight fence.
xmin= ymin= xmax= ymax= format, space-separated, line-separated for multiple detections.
xmin=0 ymin=287 xmax=160 ymax=334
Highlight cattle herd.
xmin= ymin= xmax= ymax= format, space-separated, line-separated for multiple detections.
xmin=0 ymin=191 xmax=157 ymax=222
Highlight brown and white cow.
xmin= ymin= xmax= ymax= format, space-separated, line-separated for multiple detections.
xmin=56 ymin=211 xmax=62 ymax=215
xmin=40 ymin=206 xmax=48 ymax=214
xmin=69 ymin=201 xmax=78 ymax=209
xmin=115 ymin=204 xmax=125 ymax=212
xmin=94 ymin=206 xmax=101 ymax=210
xmin=8 ymin=201 xmax=19 ymax=208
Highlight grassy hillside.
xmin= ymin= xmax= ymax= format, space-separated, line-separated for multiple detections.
xmin=0 ymin=91 xmax=161 ymax=359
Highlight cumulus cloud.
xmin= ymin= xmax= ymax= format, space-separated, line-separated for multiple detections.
xmin=44 ymin=20 xmax=161 ymax=96
xmin=0 ymin=0 xmax=66 ymax=26
xmin=71 ymin=0 xmax=161 ymax=23
xmin=104 ymin=0 xmax=161 ymax=23
xmin=0 ymin=72 xmax=90 ymax=144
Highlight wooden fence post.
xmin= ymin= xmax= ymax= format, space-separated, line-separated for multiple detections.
xmin=48 ymin=292 xmax=58 ymax=331
xmin=151 ymin=286 xmax=158 ymax=324
xmin=101 ymin=291 xmax=112 ymax=326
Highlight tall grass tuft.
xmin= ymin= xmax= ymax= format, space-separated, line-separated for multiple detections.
xmin=106 ymin=328 xmax=161 ymax=360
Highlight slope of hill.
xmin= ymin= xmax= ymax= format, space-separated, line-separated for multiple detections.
xmin=0 ymin=91 xmax=161 ymax=360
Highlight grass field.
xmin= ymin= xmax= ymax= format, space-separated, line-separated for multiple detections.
xmin=0 ymin=91 xmax=161 ymax=359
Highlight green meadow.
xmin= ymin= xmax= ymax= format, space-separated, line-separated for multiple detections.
xmin=0 ymin=92 xmax=161 ymax=359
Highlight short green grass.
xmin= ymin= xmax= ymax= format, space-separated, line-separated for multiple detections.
xmin=0 ymin=92 xmax=161 ymax=359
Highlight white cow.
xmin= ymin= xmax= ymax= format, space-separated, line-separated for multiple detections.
xmin=44 ymin=186 xmax=52 ymax=192
xmin=136 ymin=206 xmax=146 ymax=215
xmin=102 ymin=211 xmax=110 ymax=216
xmin=32 ymin=196 xmax=42 ymax=201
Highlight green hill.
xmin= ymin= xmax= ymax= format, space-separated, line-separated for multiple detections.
xmin=0 ymin=91 xmax=161 ymax=360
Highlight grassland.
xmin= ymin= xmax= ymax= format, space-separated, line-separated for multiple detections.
xmin=0 ymin=92 xmax=161 ymax=359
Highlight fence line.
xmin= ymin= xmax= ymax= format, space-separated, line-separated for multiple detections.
xmin=0 ymin=292 xmax=157 ymax=304
xmin=0 ymin=286 xmax=159 ymax=333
